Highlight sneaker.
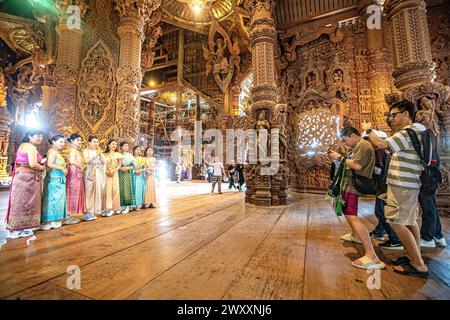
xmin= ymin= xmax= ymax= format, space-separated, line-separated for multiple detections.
xmin=63 ymin=217 xmax=81 ymax=225
xmin=121 ymin=207 xmax=129 ymax=214
xmin=101 ymin=210 xmax=114 ymax=217
xmin=51 ymin=221 xmax=62 ymax=229
xmin=40 ymin=223 xmax=53 ymax=231
xmin=89 ymin=213 xmax=98 ymax=220
xmin=433 ymin=237 xmax=447 ymax=247
xmin=379 ymin=240 xmax=404 ymax=250
xmin=82 ymin=213 xmax=97 ymax=222
xmin=7 ymin=230 xmax=22 ymax=239
xmin=420 ymin=238 xmax=436 ymax=248
xmin=18 ymin=230 xmax=34 ymax=238
xmin=369 ymin=229 xmax=385 ymax=241
xmin=340 ymin=233 xmax=362 ymax=244
xmin=135 ymin=206 xmax=141 ymax=211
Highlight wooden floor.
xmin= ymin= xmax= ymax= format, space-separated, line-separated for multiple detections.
xmin=0 ymin=181 xmax=449 ymax=300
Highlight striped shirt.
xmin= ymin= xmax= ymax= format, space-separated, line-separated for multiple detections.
xmin=385 ymin=123 xmax=426 ymax=189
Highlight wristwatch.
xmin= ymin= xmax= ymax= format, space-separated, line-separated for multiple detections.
xmin=365 ymin=129 xmax=373 ymax=135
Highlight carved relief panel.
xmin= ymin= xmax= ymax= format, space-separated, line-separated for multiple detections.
xmin=76 ymin=41 xmax=116 ymax=139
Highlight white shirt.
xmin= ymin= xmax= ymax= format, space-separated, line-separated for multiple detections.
xmin=213 ymin=162 xmax=224 ymax=176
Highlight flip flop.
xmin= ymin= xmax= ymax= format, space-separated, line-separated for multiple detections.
xmin=352 ymin=256 xmax=386 ymax=270
xmin=391 ymin=256 xmax=410 ymax=265
xmin=393 ymin=263 xmax=429 ymax=278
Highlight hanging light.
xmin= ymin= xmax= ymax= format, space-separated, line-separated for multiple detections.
xmin=191 ymin=0 xmax=204 ymax=13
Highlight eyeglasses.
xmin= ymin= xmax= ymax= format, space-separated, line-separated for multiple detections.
xmin=388 ymin=110 xmax=405 ymax=120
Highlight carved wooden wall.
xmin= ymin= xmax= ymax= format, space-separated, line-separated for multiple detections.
xmin=281 ymin=22 xmax=381 ymax=191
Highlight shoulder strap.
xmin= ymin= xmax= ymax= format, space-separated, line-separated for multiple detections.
xmin=404 ymin=128 xmax=425 ymax=165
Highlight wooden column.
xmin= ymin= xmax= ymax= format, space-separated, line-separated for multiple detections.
xmin=386 ymin=0 xmax=450 ymax=213
xmin=359 ymin=0 xmax=393 ymax=131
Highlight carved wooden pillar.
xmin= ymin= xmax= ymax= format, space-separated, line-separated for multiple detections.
xmin=359 ymin=1 xmax=393 ymax=131
xmin=245 ymin=0 xmax=281 ymax=206
xmin=385 ymin=0 xmax=435 ymax=91
xmin=52 ymin=11 xmax=83 ymax=135
xmin=114 ymin=0 xmax=161 ymax=144
xmin=386 ymin=0 xmax=450 ymax=213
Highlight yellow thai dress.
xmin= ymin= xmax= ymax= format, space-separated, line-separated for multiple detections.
xmin=144 ymin=156 xmax=157 ymax=206
xmin=104 ymin=152 xmax=122 ymax=211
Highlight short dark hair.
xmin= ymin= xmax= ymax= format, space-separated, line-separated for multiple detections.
xmin=87 ymin=135 xmax=98 ymax=143
xmin=22 ymin=129 xmax=44 ymax=143
xmin=105 ymin=139 xmax=117 ymax=153
xmin=67 ymin=133 xmax=82 ymax=143
xmin=339 ymin=126 xmax=360 ymax=138
xmin=390 ymin=100 xmax=416 ymax=120
xmin=48 ymin=134 xmax=65 ymax=145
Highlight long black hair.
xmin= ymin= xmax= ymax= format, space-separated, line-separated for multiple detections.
xmin=88 ymin=135 xmax=98 ymax=143
xmin=119 ymin=141 xmax=129 ymax=148
xmin=133 ymin=145 xmax=141 ymax=155
xmin=48 ymin=134 xmax=65 ymax=145
xmin=22 ymin=129 xmax=44 ymax=143
xmin=105 ymin=139 xmax=117 ymax=153
xmin=67 ymin=133 xmax=82 ymax=143
xmin=144 ymin=147 xmax=153 ymax=157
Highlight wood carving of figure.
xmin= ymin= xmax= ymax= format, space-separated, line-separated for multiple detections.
xmin=202 ymin=45 xmax=213 ymax=75
xmin=231 ymin=41 xmax=241 ymax=80
xmin=332 ymin=70 xmax=343 ymax=84
xmin=256 ymin=110 xmax=271 ymax=156
xmin=278 ymin=106 xmax=288 ymax=161
xmin=416 ymin=95 xmax=441 ymax=142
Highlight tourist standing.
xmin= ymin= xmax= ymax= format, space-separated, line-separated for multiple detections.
xmin=6 ymin=129 xmax=45 ymax=239
xmin=65 ymin=133 xmax=85 ymax=224
xmin=364 ymin=100 xmax=429 ymax=278
xmin=328 ymin=127 xmax=385 ymax=270
xmin=133 ymin=146 xmax=146 ymax=211
xmin=103 ymin=139 xmax=122 ymax=217
xmin=41 ymin=134 xmax=68 ymax=231
xmin=83 ymin=136 xmax=105 ymax=220
xmin=211 ymin=157 xmax=225 ymax=194
xmin=144 ymin=147 xmax=157 ymax=208
xmin=118 ymin=141 xmax=135 ymax=214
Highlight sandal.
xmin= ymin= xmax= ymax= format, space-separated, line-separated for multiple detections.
xmin=391 ymin=256 xmax=410 ymax=266
xmin=352 ymin=256 xmax=386 ymax=270
xmin=393 ymin=263 xmax=429 ymax=278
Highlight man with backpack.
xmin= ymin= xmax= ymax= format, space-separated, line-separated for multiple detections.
xmin=363 ymin=100 xmax=429 ymax=278
xmin=328 ymin=126 xmax=385 ymax=270
xmin=415 ymin=96 xmax=446 ymax=249
xmin=362 ymin=130 xmax=403 ymax=250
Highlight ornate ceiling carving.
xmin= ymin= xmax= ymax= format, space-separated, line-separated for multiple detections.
xmin=161 ymin=0 xmax=243 ymax=29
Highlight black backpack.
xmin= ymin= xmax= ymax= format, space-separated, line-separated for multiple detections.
xmin=404 ymin=128 xmax=442 ymax=194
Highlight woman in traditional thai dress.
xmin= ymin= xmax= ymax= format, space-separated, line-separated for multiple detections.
xmin=6 ymin=129 xmax=46 ymax=239
xmin=41 ymin=134 xmax=68 ymax=231
xmin=118 ymin=141 xmax=135 ymax=214
xmin=65 ymin=133 xmax=85 ymax=224
xmin=103 ymin=139 xmax=122 ymax=217
xmin=144 ymin=147 xmax=157 ymax=208
xmin=132 ymin=146 xmax=146 ymax=211
xmin=83 ymin=135 xmax=106 ymax=220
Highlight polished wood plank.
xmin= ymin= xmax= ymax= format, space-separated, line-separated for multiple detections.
xmin=0 ymin=182 xmax=448 ymax=300
xmin=127 ymin=207 xmax=283 ymax=299
xmin=5 ymin=283 xmax=91 ymax=300
xmin=302 ymin=194 xmax=384 ymax=300
xmin=0 ymin=192 xmax=241 ymax=298
xmin=49 ymin=198 xmax=252 ymax=299
xmin=223 ymin=196 xmax=308 ymax=300
xmin=357 ymin=202 xmax=450 ymax=299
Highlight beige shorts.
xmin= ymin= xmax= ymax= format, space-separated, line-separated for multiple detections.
xmin=385 ymin=184 xmax=420 ymax=226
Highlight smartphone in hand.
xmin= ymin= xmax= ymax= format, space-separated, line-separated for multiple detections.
xmin=40 ymin=157 xmax=47 ymax=164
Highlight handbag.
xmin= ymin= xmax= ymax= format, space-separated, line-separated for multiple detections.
xmin=326 ymin=159 xmax=346 ymax=216
xmin=351 ymin=169 xmax=377 ymax=195
xmin=327 ymin=159 xmax=346 ymax=198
